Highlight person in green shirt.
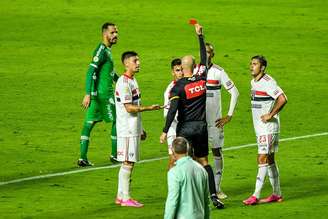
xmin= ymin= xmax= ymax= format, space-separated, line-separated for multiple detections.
xmin=78 ymin=22 xmax=119 ymax=167
xmin=164 ymin=137 xmax=210 ymax=219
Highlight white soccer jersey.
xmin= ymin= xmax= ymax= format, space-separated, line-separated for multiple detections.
xmin=115 ymin=74 xmax=142 ymax=137
xmin=205 ymin=64 xmax=235 ymax=127
xmin=163 ymin=81 xmax=178 ymax=137
xmin=251 ymin=74 xmax=284 ymax=136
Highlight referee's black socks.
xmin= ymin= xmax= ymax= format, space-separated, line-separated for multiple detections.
xmin=204 ymin=165 xmax=217 ymax=196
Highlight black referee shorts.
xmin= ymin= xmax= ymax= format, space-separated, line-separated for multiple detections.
xmin=176 ymin=121 xmax=208 ymax=158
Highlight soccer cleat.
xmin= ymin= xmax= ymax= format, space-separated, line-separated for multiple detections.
xmin=115 ymin=197 xmax=122 ymax=205
xmin=243 ymin=195 xmax=258 ymax=205
xmin=217 ymin=191 xmax=228 ymax=200
xmin=120 ymin=199 xmax=144 ymax=208
xmin=259 ymin=194 xmax=283 ymax=203
xmin=110 ymin=155 xmax=119 ymax=163
xmin=77 ymin=159 xmax=93 ymax=167
xmin=211 ymin=195 xmax=224 ymax=209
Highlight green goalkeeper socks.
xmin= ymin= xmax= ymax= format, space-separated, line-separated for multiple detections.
xmin=80 ymin=121 xmax=96 ymax=160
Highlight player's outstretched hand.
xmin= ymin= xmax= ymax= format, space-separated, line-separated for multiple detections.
xmin=160 ymin=132 xmax=167 ymax=144
xmin=150 ymin=104 xmax=161 ymax=110
xmin=261 ymin=113 xmax=272 ymax=123
xmin=215 ymin=115 xmax=232 ymax=128
xmin=141 ymin=130 xmax=147 ymax=140
xmin=82 ymin=95 xmax=91 ymax=109
xmin=195 ymin=23 xmax=203 ymax=36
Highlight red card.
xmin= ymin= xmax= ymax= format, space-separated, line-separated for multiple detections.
xmin=189 ymin=19 xmax=198 ymax=25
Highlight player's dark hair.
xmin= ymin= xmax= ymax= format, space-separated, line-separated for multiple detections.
xmin=172 ymin=137 xmax=189 ymax=154
xmin=121 ymin=51 xmax=138 ymax=63
xmin=171 ymin=58 xmax=181 ymax=69
xmin=252 ymin=55 xmax=267 ymax=67
xmin=102 ymin=22 xmax=115 ymax=32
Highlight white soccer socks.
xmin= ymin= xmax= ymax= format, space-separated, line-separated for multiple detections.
xmin=268 ymin=163 xmax=281 ymax=196
xmin=213 ymin=155 xmax=223 ymax=192
xmin=253 ymin=164 xmax=268 ymax=198
xmin=118 ymin=164 xmax=133 ymax=200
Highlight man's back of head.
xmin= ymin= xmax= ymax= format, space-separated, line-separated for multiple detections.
xmin=181 ymin=55 xmax=195 ymax=76
xmin=172 ymin=137 xmax=189 ymax=155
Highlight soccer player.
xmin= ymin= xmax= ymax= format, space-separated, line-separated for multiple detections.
xmin=243 ymin=55 xmax=287 ymax=205
xmin=78 ymin=22 xmax=119 ymax=167
xmin=115 ymin=51 xmax=161 ymax=207
xmin=203 ymin=42 xmax=239 ymax=199
xmin=160 ymin=23 xmax=224 ymax=209
xmin=163 ymin=58 xmax=183 ymax=169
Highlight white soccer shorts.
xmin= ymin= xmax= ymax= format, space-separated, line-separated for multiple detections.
xmin=208 ymin=126 xmax=224 ymax=149
xmin=167 ymin=135 xmax=176 ymax=155
xmin=257 ymin=133 xmax=279 ymax=155
xmin=117 ymin=136 xmax=140 ymax=162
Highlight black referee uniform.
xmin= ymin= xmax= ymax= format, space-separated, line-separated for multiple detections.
xmin=162 ymin=33 xmax=224 ymax=209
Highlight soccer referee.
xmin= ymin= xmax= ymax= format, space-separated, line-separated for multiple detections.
xmin=160 ymin=23 xmax=224 ymax=209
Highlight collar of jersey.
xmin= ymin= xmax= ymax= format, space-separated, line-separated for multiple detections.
xmin=124 ymin=73 xmax=134 ymax=79
xmin=254 ymin=73 xmax=266 ymax=82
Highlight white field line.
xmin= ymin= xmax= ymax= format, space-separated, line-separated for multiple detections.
xmin=0 ymin=132 xmax=327 ymax=187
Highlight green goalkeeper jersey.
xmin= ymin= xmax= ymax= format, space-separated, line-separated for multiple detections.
xmin=85 ymin=43 xmax=119 ymax=99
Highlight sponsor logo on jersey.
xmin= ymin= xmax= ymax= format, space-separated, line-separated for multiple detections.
xmin=93 ymin=56 xmax=99 ymax=62
xmin=185 ymin=80 xmax=206 ymax=99
xmin=252 ymin=104 xmax=262 ymax=109
xmin=206 ymin=93 xmax=214 ymax=97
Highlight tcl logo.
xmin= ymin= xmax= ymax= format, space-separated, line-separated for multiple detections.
xmin=185 ymin=80 xmax=206 ymax=99
xmin=189 ymin=85 xmax=205 ymax=93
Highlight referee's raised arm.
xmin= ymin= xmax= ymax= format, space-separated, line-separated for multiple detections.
xmin=195 ymin=23 xmax=207 ymax=67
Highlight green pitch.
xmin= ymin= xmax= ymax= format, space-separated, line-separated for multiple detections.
xmin=0 ymin=0 xmax=327 ymax=218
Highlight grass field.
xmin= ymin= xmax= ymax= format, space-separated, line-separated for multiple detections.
xmin=1 ymin=0 xmax=328 ymax=218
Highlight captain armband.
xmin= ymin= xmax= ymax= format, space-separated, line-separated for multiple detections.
xmin=169 ymin=96 xmax=180 ymax=101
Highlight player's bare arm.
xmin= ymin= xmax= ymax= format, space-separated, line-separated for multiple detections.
xmin=160 ymin=132 xmax=167 ymax=144
xmin=216 ymin=85 xmax=239 ymax=128
xmin=261 ymin=94 xmax=287 ymax=123
xmin=124 ymin=103 xmax=161 ymax=113
xmin=81 ymin=94 xmax=91 ymax=109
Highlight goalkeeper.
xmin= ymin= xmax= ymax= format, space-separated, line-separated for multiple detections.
xmin=78 ymin=22 xmax=119 ymax=167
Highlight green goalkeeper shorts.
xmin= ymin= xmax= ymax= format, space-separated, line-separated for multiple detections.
xmin=85 ymin=96 xmax=116 ymax=123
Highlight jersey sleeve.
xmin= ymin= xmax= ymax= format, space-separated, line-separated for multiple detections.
xmin=117 ymin=79 xmax=133 ymax=103
xmin=90 ymin=45 xmax=107 ymax=69
xmin=169 ymin=84 xmax=180 ymax=101
xmin=266 ymin=80 xmax=284 ymax=99
xmin=163 ymin=84 xmax=180 ymax=133
xmin=163 ymin=85 xmax=171 ymax=118
xmin=221 ymin=70 xmax=235 ymax=90
xmin=85 ymin=46 xmax=106 ymax=95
